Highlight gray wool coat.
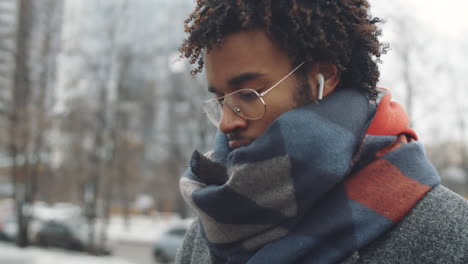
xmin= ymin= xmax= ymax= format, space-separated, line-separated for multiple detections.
xmin=176 ymin=185 xmax=468 ymax=264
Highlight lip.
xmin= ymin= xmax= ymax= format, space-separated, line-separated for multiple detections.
xmin=229 ymin=139 xmax=253 ymax=149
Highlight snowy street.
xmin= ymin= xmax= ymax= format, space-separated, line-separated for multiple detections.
xmin=0 ymin=242 xmax=136 ymax=264
xmin=0 ymin=240 xmax=160 ymax=264
xmin=113 ymin=240 xmax=154 ymax=264
xmin=0 ymin=214 xmax=190 ymax=264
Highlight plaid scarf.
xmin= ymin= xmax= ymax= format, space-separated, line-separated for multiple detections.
xmin=180 ymin=88 xmax=440 ymax=264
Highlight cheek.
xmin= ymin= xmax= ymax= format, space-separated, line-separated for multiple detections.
xmin=268 ymin=93 xmax=297 ymax=116
xmin=262 ymin=102 xmax=293 ymax=124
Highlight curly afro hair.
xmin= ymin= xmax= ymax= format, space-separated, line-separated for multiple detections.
xmin=180 ymin=0 xmax=388 ymax=101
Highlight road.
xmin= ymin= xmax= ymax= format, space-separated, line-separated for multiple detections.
xmin=0 ymin=239 xmax=163 ymax=264
xmin=0 ymin=241 xmax=135 ymax=264
xmin=113 ymin=240 xmax=157 ymax=264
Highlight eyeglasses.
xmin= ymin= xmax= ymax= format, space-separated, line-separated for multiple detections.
xmin=202 ymin=61 xmax=305 ymax=128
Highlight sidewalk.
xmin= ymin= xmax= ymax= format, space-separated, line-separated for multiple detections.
xmin=0 ymin=242 xmax=135 ymax=264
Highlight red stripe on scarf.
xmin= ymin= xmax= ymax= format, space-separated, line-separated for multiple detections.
xmin=365 ymin=89 xmax=417 ymax=140
xmin=346 ymin=159 xmax=431 ymax=222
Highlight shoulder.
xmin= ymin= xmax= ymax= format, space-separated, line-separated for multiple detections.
xmin=176 ymin=219 xmax=217 ymax=264
xmin=350 ymin=185 xmax=468 ymax=264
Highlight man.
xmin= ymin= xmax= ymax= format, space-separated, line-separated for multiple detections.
xmin=176 ymin=1 xmax=468 ymax=263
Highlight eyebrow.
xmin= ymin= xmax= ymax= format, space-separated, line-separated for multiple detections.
xmin=208 ymin=72 xmax=265 ymax=94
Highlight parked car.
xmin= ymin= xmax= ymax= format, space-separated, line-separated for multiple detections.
xmin=0 ymin=215 xmax=56 ymax=244
xmin=0 ymin=217 xmax=10 ymax=241
xmin=153 ymin=221 xmax=192 ymax=263
xmin=0 ymin=216 xmax=17 ymax=242
xmin=36 ymin=220 xmax=85 ymax=251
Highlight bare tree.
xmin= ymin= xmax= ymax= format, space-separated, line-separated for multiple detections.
xmin=57 ymin=0 xmax=156 ymax=252
xmin=0 ymin=0 xmax=63 ymax=247
xmin=8 ymin=0 xmax=34 ymax=247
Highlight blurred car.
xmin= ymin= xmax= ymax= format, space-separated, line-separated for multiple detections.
xmin=0 ymin=215 xmax=17 ymax=242
xmin=153 ymin=221 xmax=192 ymax=263
xmin=36 ymin=220 xmax=85 ymax=251
xmin=0 ymin=217 xmax=10 ymax=241
xmin=0 ymin=216 xmax=54 ymax=244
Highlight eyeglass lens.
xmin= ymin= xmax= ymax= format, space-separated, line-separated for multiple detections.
xmin=203 ymin=89 xmax=266 ymax=127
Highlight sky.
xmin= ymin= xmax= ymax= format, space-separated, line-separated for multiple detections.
xmin=403 ymin=0 xmax=468 ymax=38
xmin=370 ymin=0 xmax=468 ymax=143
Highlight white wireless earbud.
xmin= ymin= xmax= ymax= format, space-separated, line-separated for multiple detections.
xmin=317 ymin=73 xmax=324 ymax=101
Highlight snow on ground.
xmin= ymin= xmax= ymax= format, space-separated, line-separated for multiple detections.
xmin=105 ymin=213 xmax=184 ymax=244
xmin=0 ymin=214 xmax=194 ymax=264
xmin=0 ymin=198 xmax=191 ymax=245
xmin=0 ymin=242 xmax=135 ymax=264
xmin=0 ymin=199 xmax=193 ymax=263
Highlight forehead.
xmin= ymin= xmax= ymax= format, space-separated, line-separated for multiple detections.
xmin=204 ymin=29 xmax=292 ymax=86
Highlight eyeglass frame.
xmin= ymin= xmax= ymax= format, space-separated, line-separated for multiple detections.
xmin=202 ymin=61 xmax=306 ymax=126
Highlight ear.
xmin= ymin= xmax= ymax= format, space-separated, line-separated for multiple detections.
xmin=305 ymin=63 xmax=340 ymax=100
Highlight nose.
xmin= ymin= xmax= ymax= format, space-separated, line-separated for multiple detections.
xmin=219 ymin=104 xmax=248 ymax=134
